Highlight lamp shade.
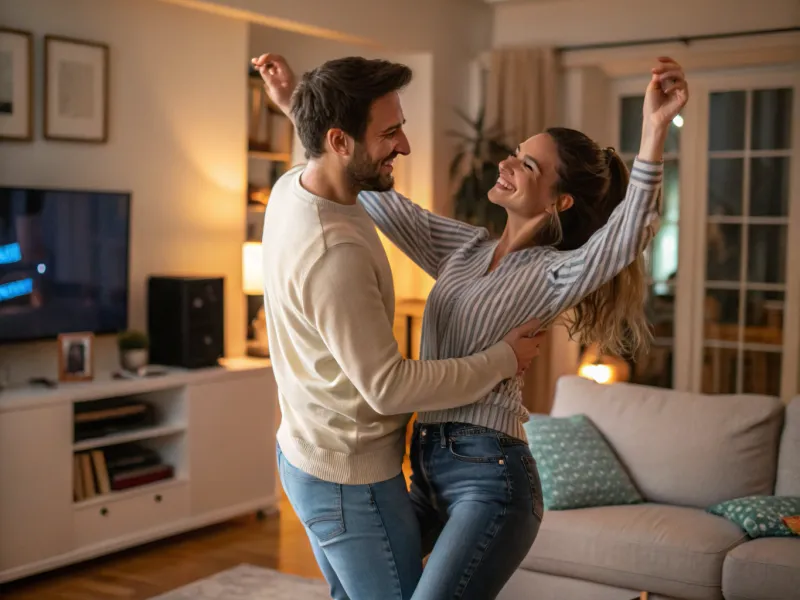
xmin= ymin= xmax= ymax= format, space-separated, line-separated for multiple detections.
xmin=242 ymin=241 xmax=264 ymax=295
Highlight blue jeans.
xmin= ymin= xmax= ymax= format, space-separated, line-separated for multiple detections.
xmin=277 ymin=444 xmax=423 ymax=600
xmin=409 ymin=422 xmax=544 ymax=600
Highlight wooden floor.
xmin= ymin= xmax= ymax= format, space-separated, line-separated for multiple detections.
xmin=0 ymin=494 xmax=322 ymax=600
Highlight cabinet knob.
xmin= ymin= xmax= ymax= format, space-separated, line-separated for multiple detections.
xmin=100 ymin=507 xmax=108 ymax=516
xmin=154 ymin=494 xmax=162 ymax=503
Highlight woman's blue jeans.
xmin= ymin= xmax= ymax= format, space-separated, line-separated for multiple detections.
xmin=408 ymin=422 xmax=544 ymax=599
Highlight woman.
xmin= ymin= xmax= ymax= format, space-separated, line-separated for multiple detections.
xmin=355 ymin=57 xmax=688 ymax=599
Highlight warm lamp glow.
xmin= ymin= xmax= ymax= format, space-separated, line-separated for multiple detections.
xmin=578 ymin=363 xmax=614 ymax=384
xmin=242 ymin=242 xmax=263 ymax=295
xmin=577 ymin=343 xmax=629 ymax=385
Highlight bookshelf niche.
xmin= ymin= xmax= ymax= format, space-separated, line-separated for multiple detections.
xmin=246 ymin=67 xmax=295 ymax=243
xmin=72 ymin=387 xmax=186 ymax=505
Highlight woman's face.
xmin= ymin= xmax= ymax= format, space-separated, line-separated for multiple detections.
xmin=488 ymin=133 xmax=562 ymax=218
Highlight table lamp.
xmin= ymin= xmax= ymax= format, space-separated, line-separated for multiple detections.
xmin=242 ymin=242 xmax=269 ymax=357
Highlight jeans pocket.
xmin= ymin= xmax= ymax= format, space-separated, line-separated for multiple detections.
xmin=521 ymin=455 xmax=545 ymax=521
xmin=448 ymin=433 xmax=505 ymax=463
xmin=279 ymin=455 xmax=346 ymax=544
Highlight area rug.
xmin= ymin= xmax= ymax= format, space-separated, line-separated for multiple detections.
xmin=149 ymin=564 xmax=330 ymax=600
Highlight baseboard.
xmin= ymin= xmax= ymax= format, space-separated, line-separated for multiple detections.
xmin=0 ymin=495 xmax=279 ymax=584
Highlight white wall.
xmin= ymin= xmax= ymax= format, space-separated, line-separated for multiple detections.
xmin=493 ymin=0 xmax=800 ymax=48
xmin=0 ymin=0 xmax=248 ymax=384
xmin=169 ymin=0 xmax=494 ymax=221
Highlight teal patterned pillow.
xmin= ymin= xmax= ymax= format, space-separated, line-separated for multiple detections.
xmin=522 ymin=414 xmax=643 ymax=510
xmin=707 ymin=496 xmax=800 ymax=538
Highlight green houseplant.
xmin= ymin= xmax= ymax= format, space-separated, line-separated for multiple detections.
xmin=117 ymin=330 xmax=150 ymax=371
xmin=448 ymin=105 xmax=514 ymax=236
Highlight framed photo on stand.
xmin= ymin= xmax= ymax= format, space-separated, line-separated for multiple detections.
xmin=44 ymin=35 xmax=109 ymax=143
xmin=58 ymin=332 xmax=95 ymax=382
xmin=0 ymin=27 xmax=33 ymax=141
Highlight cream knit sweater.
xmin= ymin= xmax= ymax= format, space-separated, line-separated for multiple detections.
xmin=261 ymin=166 xmax=518 ymax=485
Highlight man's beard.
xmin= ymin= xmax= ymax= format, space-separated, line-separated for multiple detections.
xmin=346 ymin=144 xmax=396 ymax=192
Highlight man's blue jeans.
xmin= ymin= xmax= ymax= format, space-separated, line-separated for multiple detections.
xmin=277 ymin=444 xmax=423 ymax=600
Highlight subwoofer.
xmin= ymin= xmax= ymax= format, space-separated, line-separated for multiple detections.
xmin=147 ymin=276 xmax=224 ymax=368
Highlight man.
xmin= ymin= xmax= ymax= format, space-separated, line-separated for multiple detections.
xmin=252 ymin=53 xmax=542 ymax=600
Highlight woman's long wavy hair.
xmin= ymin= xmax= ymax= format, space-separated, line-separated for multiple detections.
xmin=533 ymin=127 xmax=655 ymax=358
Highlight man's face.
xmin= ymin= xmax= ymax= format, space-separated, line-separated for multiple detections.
xmin=346 ymin=92 xmax=411 ymax=192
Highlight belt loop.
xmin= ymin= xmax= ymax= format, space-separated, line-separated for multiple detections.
xmin=440 ymin=423 xmax=447 ymax=448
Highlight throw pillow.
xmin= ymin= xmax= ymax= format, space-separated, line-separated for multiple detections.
xmin=707 ymin=495 xmax=800 ymax=538
xmin=783 ymin=516 xmax=800 ymax=534
xmin=522 ymin=414 xmax=643 ymax=511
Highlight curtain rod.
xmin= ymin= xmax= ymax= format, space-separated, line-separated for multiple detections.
xmin=557 ymin=26 xmax=800 ymax=53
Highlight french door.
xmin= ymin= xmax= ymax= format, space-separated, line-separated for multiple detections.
xmin=611 ymin=67 xmax=800 ymax=400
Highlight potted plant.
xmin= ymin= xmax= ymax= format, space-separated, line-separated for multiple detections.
xmin=448 ymin=105 xmax=514 ymax=236
xmin=117 ymin=330 xmax=150 ymax=371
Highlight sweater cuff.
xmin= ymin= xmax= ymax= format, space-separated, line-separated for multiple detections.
xmin=487 ymin=341 xmax=518 ymax=380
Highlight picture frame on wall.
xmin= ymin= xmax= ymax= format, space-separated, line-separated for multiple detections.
xmin=58 ymin=332 xmax=95 ymax=382
xmin=0 ymin=28 xmax=33 ymax=141
xmin=44 ymin=35 xmax=109 ymax=143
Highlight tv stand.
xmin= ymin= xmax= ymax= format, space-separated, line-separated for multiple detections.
xmin=27 ymin=376 xmax=58 ymax=388
xmin=0 ymin=357 xmax=279 ymax=584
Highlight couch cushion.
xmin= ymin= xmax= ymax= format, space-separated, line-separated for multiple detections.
xmin=708 ymin=495 xmax=800 ymax=538
xmin=522 ymin=414 xmax=643 ymax=510
xmin=722 ymin=538 xmax=800 ymax=600
xmin=776 ymin=396 xmax=800 ymax=496
xmin=521 ymin=503 xmax=747 ymax=600
xmin=550 ymin=376 xmax=785 ymax=507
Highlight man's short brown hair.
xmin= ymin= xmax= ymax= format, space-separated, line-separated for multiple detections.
xmin=291 ymin=57 xmax=412 ymax=159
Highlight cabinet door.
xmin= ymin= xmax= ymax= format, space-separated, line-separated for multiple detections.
xmin=188 ymin=371 xmax=278 ymax=516
xmin=0 ymin=404 xmax=73 ymax=572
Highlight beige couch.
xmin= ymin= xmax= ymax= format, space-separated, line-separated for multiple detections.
xmin=498 ymin=376 xmax=800 ymax=600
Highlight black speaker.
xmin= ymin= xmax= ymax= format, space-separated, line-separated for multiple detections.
xmin=147 ymin=276 xmax=224 ymax=369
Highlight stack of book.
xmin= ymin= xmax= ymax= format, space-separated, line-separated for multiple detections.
xmin=73 ymin=443 xmax=174 ymax=501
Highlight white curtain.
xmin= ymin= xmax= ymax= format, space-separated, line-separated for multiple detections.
xmin=484 ymin=46 xmax=559 ymax=147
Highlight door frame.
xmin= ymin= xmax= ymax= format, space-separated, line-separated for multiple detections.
xmin=686 ymin=66 xmax=800 ymax=400
xmin=610 ymin=65 xmax=800 ymax=399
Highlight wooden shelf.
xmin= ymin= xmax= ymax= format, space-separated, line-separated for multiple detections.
xmin=248 ymin=150 xmax=291 ymax=162
xmin=73 ymin=424 xmax=186 ymax=452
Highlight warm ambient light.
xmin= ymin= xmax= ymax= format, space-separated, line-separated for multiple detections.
xmin=578 ymin=363 xmax=614 ymax=384
xmin=577 ymin=343 xmax=629 ymax=385
xmin=242 ymin=242 xmax=263 ymax=296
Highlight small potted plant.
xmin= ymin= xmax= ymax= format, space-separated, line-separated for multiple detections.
xmin=117 ymin=330 xmax=150 ymax=371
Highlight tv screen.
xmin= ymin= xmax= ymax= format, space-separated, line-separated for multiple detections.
xmin=0 ymin=187 xmax=131 ymax=343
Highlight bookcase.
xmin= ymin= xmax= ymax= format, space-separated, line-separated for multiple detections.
xmin=0 ymin=358 xmax=278 ymax=584
xmin=245 ymin=67 xmax=295 ymax=357
xmin=246 ymin=67 xmax=295 ymax=244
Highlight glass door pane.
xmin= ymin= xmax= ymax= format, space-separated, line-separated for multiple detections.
xmin=618 ymin=94 xmax=683 ymax=388
xmin=701 ymin=87 xmax=792 ymax=396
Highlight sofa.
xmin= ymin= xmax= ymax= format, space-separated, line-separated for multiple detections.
xmin=498 ymin=375 xmax=800 ymax=600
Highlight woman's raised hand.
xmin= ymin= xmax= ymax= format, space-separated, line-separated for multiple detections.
xmin=251 ymin=53 xmax=296 ymax=115
xmin=643 ymin=56 xmax=689 ymax=132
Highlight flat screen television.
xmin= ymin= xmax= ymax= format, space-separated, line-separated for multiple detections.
xmin=0 ymin=186 xmax=131 ymax=343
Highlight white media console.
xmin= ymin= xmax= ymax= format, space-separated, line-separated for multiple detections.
xmin=0 ymin=357 xmax=279 ymax=584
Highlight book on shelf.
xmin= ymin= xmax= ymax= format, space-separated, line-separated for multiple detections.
xmin=73 ymin=397 xmax=156 ymax=442
xmin=73 ymin=442 xmax=174 ymax=502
